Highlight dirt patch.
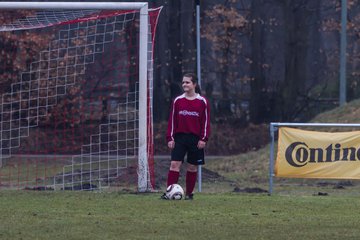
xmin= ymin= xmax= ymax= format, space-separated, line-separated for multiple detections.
xmin=316 ymin=180 xmax=354 ymax=188
xmin=233 ymin=187 xmax=268 ymax=194
xmin=313 ymin=192 xmax=329 ymax=196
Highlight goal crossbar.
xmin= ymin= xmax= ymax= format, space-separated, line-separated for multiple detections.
xmin=0 ymin=2 xmax=148 ymax=10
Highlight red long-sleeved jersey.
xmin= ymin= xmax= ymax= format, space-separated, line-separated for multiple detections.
xmin=167 ymin=93 xmax=211 ymax=142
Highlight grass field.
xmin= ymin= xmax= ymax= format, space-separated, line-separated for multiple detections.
xmin=3 ymin=99 xmax=360 ymax=239
xmin=1 ymin=191 xmax=360 ymax=240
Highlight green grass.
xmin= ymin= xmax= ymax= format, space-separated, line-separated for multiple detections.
xmin=3 ymin=96 xmax=360 ymax=239
xmin=310 ymin=98 xmax=360 ymax=124
xmin=1 ymin=191 xmax=360 ymax=240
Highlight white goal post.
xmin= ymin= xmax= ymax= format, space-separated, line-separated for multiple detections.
xmin=0 ymin=2 xmax=156 ymax=192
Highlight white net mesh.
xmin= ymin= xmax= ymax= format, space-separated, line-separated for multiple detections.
xmin=0 ymin=8 xmax=160 ymax=191
xmin=0 ymin=10 xmax=100 ymax=31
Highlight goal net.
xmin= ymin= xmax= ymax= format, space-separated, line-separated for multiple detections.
xmin=0 ymin=3 xmax=160 ymax=191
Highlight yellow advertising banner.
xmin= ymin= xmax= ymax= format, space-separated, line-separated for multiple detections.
xmin=275 ymin=127 xmax=360 ymax=179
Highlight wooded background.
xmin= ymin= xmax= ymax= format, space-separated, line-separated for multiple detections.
xmin=1 ymin=0 xmax=359 ymax=125
xmin=1 ymin=0 xmax=360 ymax=155
xmin=150 ymin=0 xmax=360 ymax=125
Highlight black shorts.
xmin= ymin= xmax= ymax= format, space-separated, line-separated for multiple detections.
xmin=171 ymin=133 xmax=205 ymax=165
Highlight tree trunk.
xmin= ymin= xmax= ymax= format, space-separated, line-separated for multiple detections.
xmin=249 ymin=0 xmax=267 ymax=123
xmin=275 ymin=0 xmax=309 ymax=121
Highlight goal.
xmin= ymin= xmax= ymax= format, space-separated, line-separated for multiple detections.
xmin=0 ymin=2 xmax=161 ymax=192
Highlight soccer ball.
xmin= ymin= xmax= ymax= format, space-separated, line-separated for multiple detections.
xmin=166 ymin=184 xmax=184 ymax=200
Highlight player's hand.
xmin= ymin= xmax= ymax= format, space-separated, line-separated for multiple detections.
xmin=168 ymin=140 xmax=175 ymax=149
xmin=197 ymin=140 xmax=206 ymax=149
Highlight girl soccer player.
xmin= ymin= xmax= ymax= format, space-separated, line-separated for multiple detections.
xmin=161 ymin=73 xmax=211 ymax=200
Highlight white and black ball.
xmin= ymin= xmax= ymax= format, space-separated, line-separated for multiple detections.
xmin=165 ymin=184 xmax=184 ymax=200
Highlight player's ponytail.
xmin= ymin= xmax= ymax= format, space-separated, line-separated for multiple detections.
xmin=183 ymin=73 xmax=201 ymax=95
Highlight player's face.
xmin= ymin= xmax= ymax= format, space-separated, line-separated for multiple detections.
xmin=182 ymin=76 xmax=196 ymax=93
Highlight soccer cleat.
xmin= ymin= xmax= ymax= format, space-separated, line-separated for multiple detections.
xmin=185 ymin=193 xmax=194 ymax=200
xmin=160 ymin=193 xmax=169 ymax=200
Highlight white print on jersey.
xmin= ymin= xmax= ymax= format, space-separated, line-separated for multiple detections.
xmin=179 ymin=110 xmax=200 ymax=117
xmin=169 ymin=93 xmax=209 ymax=141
